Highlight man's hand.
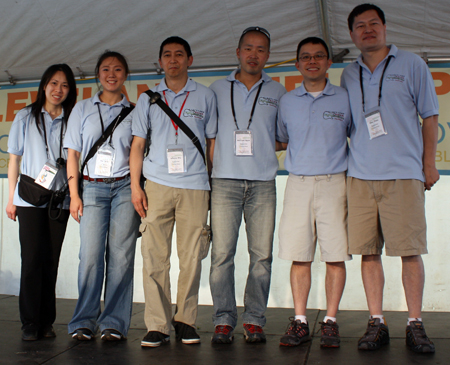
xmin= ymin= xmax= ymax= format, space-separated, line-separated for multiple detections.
xmin=132 ymin=186 xmax=148 ymax=218
xmin=423 ymin=164 xmax=439 ymax=190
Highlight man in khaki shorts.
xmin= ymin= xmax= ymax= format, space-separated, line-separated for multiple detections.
xmin=341 ymin=4 xmax=439 ymax=353
xmin=276 ymin=37 xmax=351 ymax=348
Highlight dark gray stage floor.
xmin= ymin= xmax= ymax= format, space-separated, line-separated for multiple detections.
xmin=0 ymin=294 xmax=446 ymax=364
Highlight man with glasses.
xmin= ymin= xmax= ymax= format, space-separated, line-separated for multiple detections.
xmin=277 ymin=37 xmax=351 ymax=348
xmin=208 ymin=26 xmax=286 ymax=344
xmin=341 ymin=4 xmax=438 ymax=353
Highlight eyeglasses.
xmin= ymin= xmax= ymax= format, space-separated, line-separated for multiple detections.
xmin=299 ymin=54 xmax=327 ymax=62
xmin=241 ymin=26 xmax=271 ymax=39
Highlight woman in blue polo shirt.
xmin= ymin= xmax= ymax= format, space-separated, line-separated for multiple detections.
xmin=6 ymin=64 xmax=77 ymax=341
xmin=65 ymin=51 xmax=140 ymax=341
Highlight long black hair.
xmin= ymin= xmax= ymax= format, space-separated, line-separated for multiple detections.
xmin=94 ymin=50 xmax=130 ymax=90
xmin=30 ymin=63 xmax=77 ymax=133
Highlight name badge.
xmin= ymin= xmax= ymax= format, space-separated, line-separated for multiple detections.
xmin=94 ymin=143 xmax=115 ymax=177
xmin=234 ymin=130 xmax=253 ymax=156
xmin=35 ymin=161 xmax=59 ymax=189
xmin=167 ymin=144 xmax=186 ymax=174
xmin=365 ymin=108 xmax=387 ymax=140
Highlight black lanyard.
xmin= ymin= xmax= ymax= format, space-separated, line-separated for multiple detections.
xmin=97 ymin=103 xmax=123 ymax=144
xmin=41 ymin=113 xmax=64 ymax=160
xmin=360 ymin=55 xmax=392 ymax=113
xmin=230 ymin=80 xmax=263 ymax=130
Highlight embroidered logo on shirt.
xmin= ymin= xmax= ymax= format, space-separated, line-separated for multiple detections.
xmin=183 ymin=109 xmax=205 ymax=119
xmin=323 ymin=111 xmax=345 ymax=121
xmin=385 ymin=74 xmax=405 ymax=83
xmin=258 ymin=97 xmax=278 ymax=108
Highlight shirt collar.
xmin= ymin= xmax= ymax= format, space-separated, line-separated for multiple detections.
xmin=93 ymin=91 xmax=130 ymax=107
xmin=227 ymin=69 xmax=272 ymax=84
xmin=40 ymin=106 xmax=65 ymax=120
xmin=356 ymin=44 xmax=397 ymax=70
xmin=155 ymin=77 xmax=197 ymax=94
xmin=293 ymin=78 xmax=334 ymax=97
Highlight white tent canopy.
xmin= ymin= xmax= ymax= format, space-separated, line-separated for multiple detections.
xmin=1 ymin=0 xmax=450 ymax=84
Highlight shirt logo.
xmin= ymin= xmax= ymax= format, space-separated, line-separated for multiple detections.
xmin=183 ymin=109 xmax=205 ymax=119
xmin=386 ymin=74 xmax=405 ymax=83
xmin=323 ymin=111 xmax=345 ymax=122
xmin=258 ymin=97 xmax=278 ymax=108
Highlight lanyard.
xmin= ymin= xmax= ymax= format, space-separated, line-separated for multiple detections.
xmin=163 ymin=90 xmax=190 ymax=142
xmin=41 ymin=113 xmax=64 ymax=160
xmin=359 ymin=55 xmax=392 ymax=113
xmin=97 ymin=103 xmax=123 ymax=144
xmin=230 ymin=80 xmax=263 ymax=130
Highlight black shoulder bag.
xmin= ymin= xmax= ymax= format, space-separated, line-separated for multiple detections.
xmin=144 ymin=90 xmax=206 ymax=164
xmin=79 ymin=105 xmax=134 ymax=194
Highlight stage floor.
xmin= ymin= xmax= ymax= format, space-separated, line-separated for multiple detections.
xmin=0 ymin=294 xmax=445 ymax=364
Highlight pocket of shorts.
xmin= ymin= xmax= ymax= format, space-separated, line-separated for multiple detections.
xmin=199 ymin=225 xmax=212 ymax=260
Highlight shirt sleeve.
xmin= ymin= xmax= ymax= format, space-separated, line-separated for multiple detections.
xmin=63 ymin=103 xmax=83 ymax=152
xmin=413 ymin=59 xmax=439 ymax=119
xmin=204 ymin=89 xmax=218 ymax=139
xmin=276 ymin=97 xmax=289 ymax=143
xmin=7 ymin=109 xmax=28 ymax=156
xmin=132 ymin=93 xmax=151 ymax=140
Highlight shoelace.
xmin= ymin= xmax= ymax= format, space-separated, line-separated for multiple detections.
xmin=244 ymin=324 xmax=263 ymax=333
xmin=215 ymin=325 xmax=232 ymax=334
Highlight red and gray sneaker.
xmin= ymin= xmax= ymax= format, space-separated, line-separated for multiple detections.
xmin=243 ymin=323 xmax=266 ymax=343
xmin=279 ymin=317 xmax=311 ymax=346
xmin=320 ymin=320 xmax=340 ymax=348
xmin=211 ymin=325 xmax=234 ymax=344
xmin=358 ymin=318 xmax=390 ymax=350
xmin=406 ymin=321 xmax=435 ymax=353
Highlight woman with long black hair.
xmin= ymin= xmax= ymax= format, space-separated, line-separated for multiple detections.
xmin=6 ymin=64 xmax=77 ymax=341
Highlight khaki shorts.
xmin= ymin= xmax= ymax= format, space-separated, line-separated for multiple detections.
xmin=278 ymin=173 xmax=351 ymax=262
xmin=347 ymin=177 xmax=427 ymax=256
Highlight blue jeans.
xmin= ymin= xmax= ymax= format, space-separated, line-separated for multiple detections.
xmin=210 ymin=178 xmax=276 ymax=328
xmin=68 ymin=177 xmax=140 ymax=336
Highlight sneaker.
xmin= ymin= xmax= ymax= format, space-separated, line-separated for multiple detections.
xmin=41 ymin=326 xmax=56 ymax=338
xmin=173 ymin=321 xmax=201 ymax=344
xmin=243 ymin=323 xmax=266 ymax=343
xmin=279 ymin=317 xmax=311 ymax=346
xmin=406 ymin=321 xmax=435 ymax=353
xmin=211 ymin=325 xmax=234 ymax=344
xmin=72 ymin=328 xmax=94 ymax=341
xmin=101 ymin=329 xmax=123 ymax=341
xmin=22 ymin=326 xmax=39 ymax=341
xmin=320 ymin=320 xmax=340 ymax=348
xmin=141 ymin=331 xmax=170 ymax=347
xmin=358 ymin=318 xmax=390 ymax=350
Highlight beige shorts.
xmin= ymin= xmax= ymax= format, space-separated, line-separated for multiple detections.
xmin=347 ymin=177 xmax=427 ymax=256
xmin=278 ymin=173 xmax=351 ymax=262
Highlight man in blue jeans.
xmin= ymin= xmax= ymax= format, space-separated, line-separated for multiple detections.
xmin=208 ymin=26 xmax=286 ymax=343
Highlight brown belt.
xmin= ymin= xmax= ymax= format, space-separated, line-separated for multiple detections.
xmin=83 ymin=174 xmax=130 ymax=184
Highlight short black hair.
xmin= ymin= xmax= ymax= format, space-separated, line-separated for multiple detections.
xmin=159 ymin=36 xmax=192 ymax=59
xmin=348 ymin=3 xmax=386 ymax=31
xmin=296 ymin=37 xmax=330 ymax=61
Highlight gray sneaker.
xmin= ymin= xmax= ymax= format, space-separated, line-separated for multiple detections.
xmin=406 ymin=321 xmax=435 ymax=353
xmin=358 ymin=318 xmax=390 ymax=350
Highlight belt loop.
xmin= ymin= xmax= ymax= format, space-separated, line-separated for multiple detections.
xmin=326 ymin=174 xmax=331 ymax=182
xmin=300 ymin=176 xmax=304 ymax=182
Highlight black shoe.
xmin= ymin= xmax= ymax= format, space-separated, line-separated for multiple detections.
xmin=279 ymin=317 xmax=311 ymax=346
xmin=211 ymin=325 xmax=234 ymax=344
xmin=173 ymin=321 xmax=201 ymax=344
xmin=22 ymin=327 xmax=38 ymax=341
xmin=101 ymin=329 xmax=124 ymax=341
xmin=406 ymin=321 xmax=435 ymax=353
xmin=358 ymin=318 xmax=390 ymax=350
xmin=320 ymin=320 xmax=340 ymax=348
xmin=72 ymin=328 xmax=94 ymax=341
xmin=41 ymin=326 xmax=56 ymax=338
xmin=141 ymin=331 xmax=170 ymax=347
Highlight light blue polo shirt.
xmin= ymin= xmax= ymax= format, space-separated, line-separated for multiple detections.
xmin=210 ymin=70 xmax=286 ymax=181
xmin=341 ymin=45 xmax=439 ymax=181
xmin=132 ymin=78 xmax=217 ymax=191
xmin=277 ymin=80 xmax=350 ymax=175
xmin=8 ymin=106 xmax=69 ymax=208
xmin=64 ymin=92 xmax=133 ymax=178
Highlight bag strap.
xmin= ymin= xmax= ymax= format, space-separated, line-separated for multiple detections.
xmin=144 ymin=90 xmax=206 ymax=164
xmin=80 ymin=104 xmax=134 ymax=177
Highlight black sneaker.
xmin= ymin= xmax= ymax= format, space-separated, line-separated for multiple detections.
xmin=141 ymin=331 xmax=170 ymax=347
xmin=243 ymin=323 xmax=266 ymax=343
xmin=41 ymin=326 xmax=56 ymax=338
xmin=320 ymin=320 xmax=340 ymax=348
xmin=279 ymin=317 xmax=311 ymax=346
xmin=406 ymin=321 xmax=435 ymax=353
xmin=211 ymin=325 xmax=234 ymax=344
xmin=358 ymin=318 xmax=390 ymax=350
xmin=72 ymin=328 xmax=94 ymax=341
xmin=22 ymin=326 xmax=38 ymax=341
xmin=173 ymin=321 xmax=201 ymax=344
xmin=101 ymin=329 xmax=124 ymax=341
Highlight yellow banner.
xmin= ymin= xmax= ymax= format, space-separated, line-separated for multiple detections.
xmin=0 ymin=65 xmax=449 ymax=177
